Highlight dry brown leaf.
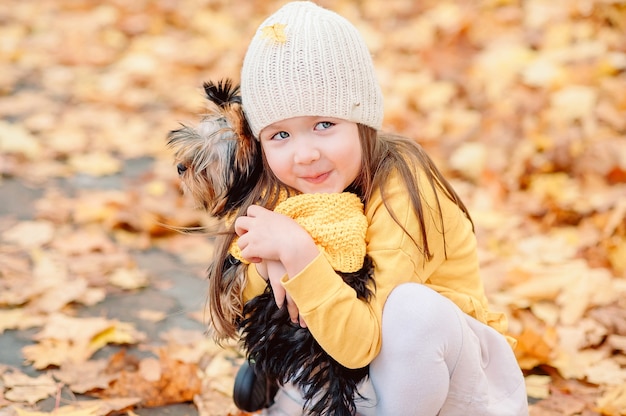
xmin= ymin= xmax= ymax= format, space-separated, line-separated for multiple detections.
xmin=13 ymin=407 xmax=100 ymax=416
xmin=51 ymin=360 xmax=115 ymax=394
xmin=68 ymin=152 xmax=122 ymax=177
xmin=108 ymin=267 xmax=149 ymax=290
xmin=21 ymin=339 xmax=76 ymax=370
xmin=0 ymin=121 xmax=42 ymax=159
xmin=10 ymin=398 xmax=141 ymax=416
xmin=0 ymin=309 xmax=46 ymax=334
xmin=23 ymin=315 xmax=145 ymax=368
xmin=2 ymin=221 xmax=55 ymax=249
xmin=138 ymin=358 xmax=162 ymax=383
xmin=2 ymin=372 xmax=57 ymax=405
xmin=526 ymin=374 xmax=551 ymax=400
xmin=529 ymin=389 xmax=591 ymax=416
xmin=597 ymin=384 xmax=626 ymax=416
xmin=136 ymin=309 xmax=166 ymax=323
xmin=89 ymin=349 xmax=202 ymax=407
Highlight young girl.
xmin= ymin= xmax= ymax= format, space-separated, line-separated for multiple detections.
xmin=211 ymin=1 xmax=528 ymax=414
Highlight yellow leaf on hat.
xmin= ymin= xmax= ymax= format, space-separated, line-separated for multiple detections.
xmin=261 ymin=23 xmax=287 ymax=43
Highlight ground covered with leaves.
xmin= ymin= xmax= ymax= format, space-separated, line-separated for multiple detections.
xmin=1 ymin=0 xmax=625 ymax=415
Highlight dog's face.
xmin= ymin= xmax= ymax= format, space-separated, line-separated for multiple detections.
xmin=169 ymin=115 xmax=242 ymax=214
xmin=168 ymin=80 xmax=261 ymax=218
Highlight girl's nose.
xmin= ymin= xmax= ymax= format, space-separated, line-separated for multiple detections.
xmin=293 ymin=138 xmax=320 ymax=164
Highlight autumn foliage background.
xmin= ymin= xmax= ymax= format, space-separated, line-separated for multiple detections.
xmin=1 ymin=0 xmax=625 ymax=415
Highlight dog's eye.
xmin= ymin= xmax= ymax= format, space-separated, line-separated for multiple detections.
xmin=177 ymin=163 xmax=188 ymax=175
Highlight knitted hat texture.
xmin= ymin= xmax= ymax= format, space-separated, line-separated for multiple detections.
xmin=230 ymin=192 xmax=368 ymax=273
xmin=241 ymin=1 xmax=384 ymax=137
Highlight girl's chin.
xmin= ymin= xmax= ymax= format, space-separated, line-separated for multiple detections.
xmin=293 ymin=177 xmax=350 ymax=194
xmin=298 ymin=187 xmax=345 ymax=194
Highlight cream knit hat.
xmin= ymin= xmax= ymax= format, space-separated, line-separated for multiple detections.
xmin=241 ymin=1 xmax=384 ymax=137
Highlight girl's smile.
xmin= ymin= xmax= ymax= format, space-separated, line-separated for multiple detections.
xmin=259 ymin=116 xmax=361 ymax=194
xmin=301 ymin=171 xmax=330 ymax=184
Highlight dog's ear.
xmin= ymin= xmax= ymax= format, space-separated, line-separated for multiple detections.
xmin=203 ymin=79 xmax=260 ymax=207
xmin=203 ymin=79 xmax=241 ymax=108
xmin=203 ymin=78 xmax=252 ymax=144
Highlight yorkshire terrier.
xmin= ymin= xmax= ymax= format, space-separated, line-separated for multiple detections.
xmin=168 ymin=79 xmax=374 ymax=415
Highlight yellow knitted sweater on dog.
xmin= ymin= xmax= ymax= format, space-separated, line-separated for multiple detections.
xmin=229 ymin=192 xmax=367 ymax=273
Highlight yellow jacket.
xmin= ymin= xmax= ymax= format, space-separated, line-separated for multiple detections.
xmin=243 ymin=169 xmax=510 ymax=369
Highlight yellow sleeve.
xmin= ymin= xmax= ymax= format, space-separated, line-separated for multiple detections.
xmin=282 ymin=252 xmax=385 ymax=369
xmin=369 ymin=170 xmax=512 ymax=343
xmin=282 ymin=173 xmax=422 ymax=369
xmin=283 ymin=169 xmax=510 ymax=368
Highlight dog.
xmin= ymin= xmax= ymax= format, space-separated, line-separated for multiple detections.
xmin=168 ymin=79 xmax=374 ymax=415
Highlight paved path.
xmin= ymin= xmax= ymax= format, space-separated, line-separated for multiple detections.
xmin=0 ymin=158 xmax=213 ymax=415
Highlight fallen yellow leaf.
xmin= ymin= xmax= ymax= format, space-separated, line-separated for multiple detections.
xmin=68 ymin=152 xmax=122 ymax=176
xmin=597 ymin=383 xmax=626 ymax=416
xmin=2 ymin=221 xmax=55 ymax=249
xmin=14 ymin=405 xmax=100 ymax=416
xmin=525 ymin=374 xmax=551 ymax=399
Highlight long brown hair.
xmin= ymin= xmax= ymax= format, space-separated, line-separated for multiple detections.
xmin=353 ymin=124 xmax=473 ymax=261
xmin=206 ymin=150 xmax=292 ymax=341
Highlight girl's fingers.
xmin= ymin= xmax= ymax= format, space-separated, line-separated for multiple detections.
xmin=246 ymin=204 xmax=266 ymax=216
xmin=236 ymin=237 xmax=262 ymax=263
xmin=234 ymin=216 xmax=250 ymax=236
xmin=285 ymin=293 xmax=300 ymax=325
xmin=271 ymin=281 xmax=286 ymax=309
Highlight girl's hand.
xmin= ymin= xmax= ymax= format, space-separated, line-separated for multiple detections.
xmin=236 ymin=205 xmax=316 ymax=328
xmin=266 ymin=260 xmax=306 ymax=327
xmin=234 ymin=205 xmax=319 ymax=277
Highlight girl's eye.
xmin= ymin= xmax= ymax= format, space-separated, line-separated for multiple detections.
xmin=271 ymin=131 xmax=290 ymax=141
xmin=315 ymin=121 xmax=335 ymax=130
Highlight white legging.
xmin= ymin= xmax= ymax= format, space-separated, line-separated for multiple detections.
xmin=266 ymin=283 xmax=528 ymax=416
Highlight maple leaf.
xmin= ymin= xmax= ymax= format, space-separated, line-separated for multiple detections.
xmin=10 ymin=398 xmax=142 ymax=416
xmin=2 ymin=371 xmax=57 ymax=405
xmin=22 ymin=339 xmax=84 ymax=370
xmin=51 ymin=360 xmax=115 ymax=394
xmin=15 ymin=408 xmax=100 ymax=416
xmin=23 ymin=315 xmax=145 ymax=369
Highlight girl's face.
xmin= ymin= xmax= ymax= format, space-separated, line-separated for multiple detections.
xmin=259 ymin=116 xmax=362 ymax=194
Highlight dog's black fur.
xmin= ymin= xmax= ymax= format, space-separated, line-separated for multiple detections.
xmin=170 ymin=80 xmax=374 ymax=415
xmin=238 ymin=255 xmax=374 ymax=415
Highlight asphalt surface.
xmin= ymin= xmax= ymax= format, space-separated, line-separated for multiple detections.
xmin=0 ymin=158 xmax=208 ymax=416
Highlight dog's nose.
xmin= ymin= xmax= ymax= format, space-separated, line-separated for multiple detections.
xmin=177 ymin=163 xmax=188 ymax=175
